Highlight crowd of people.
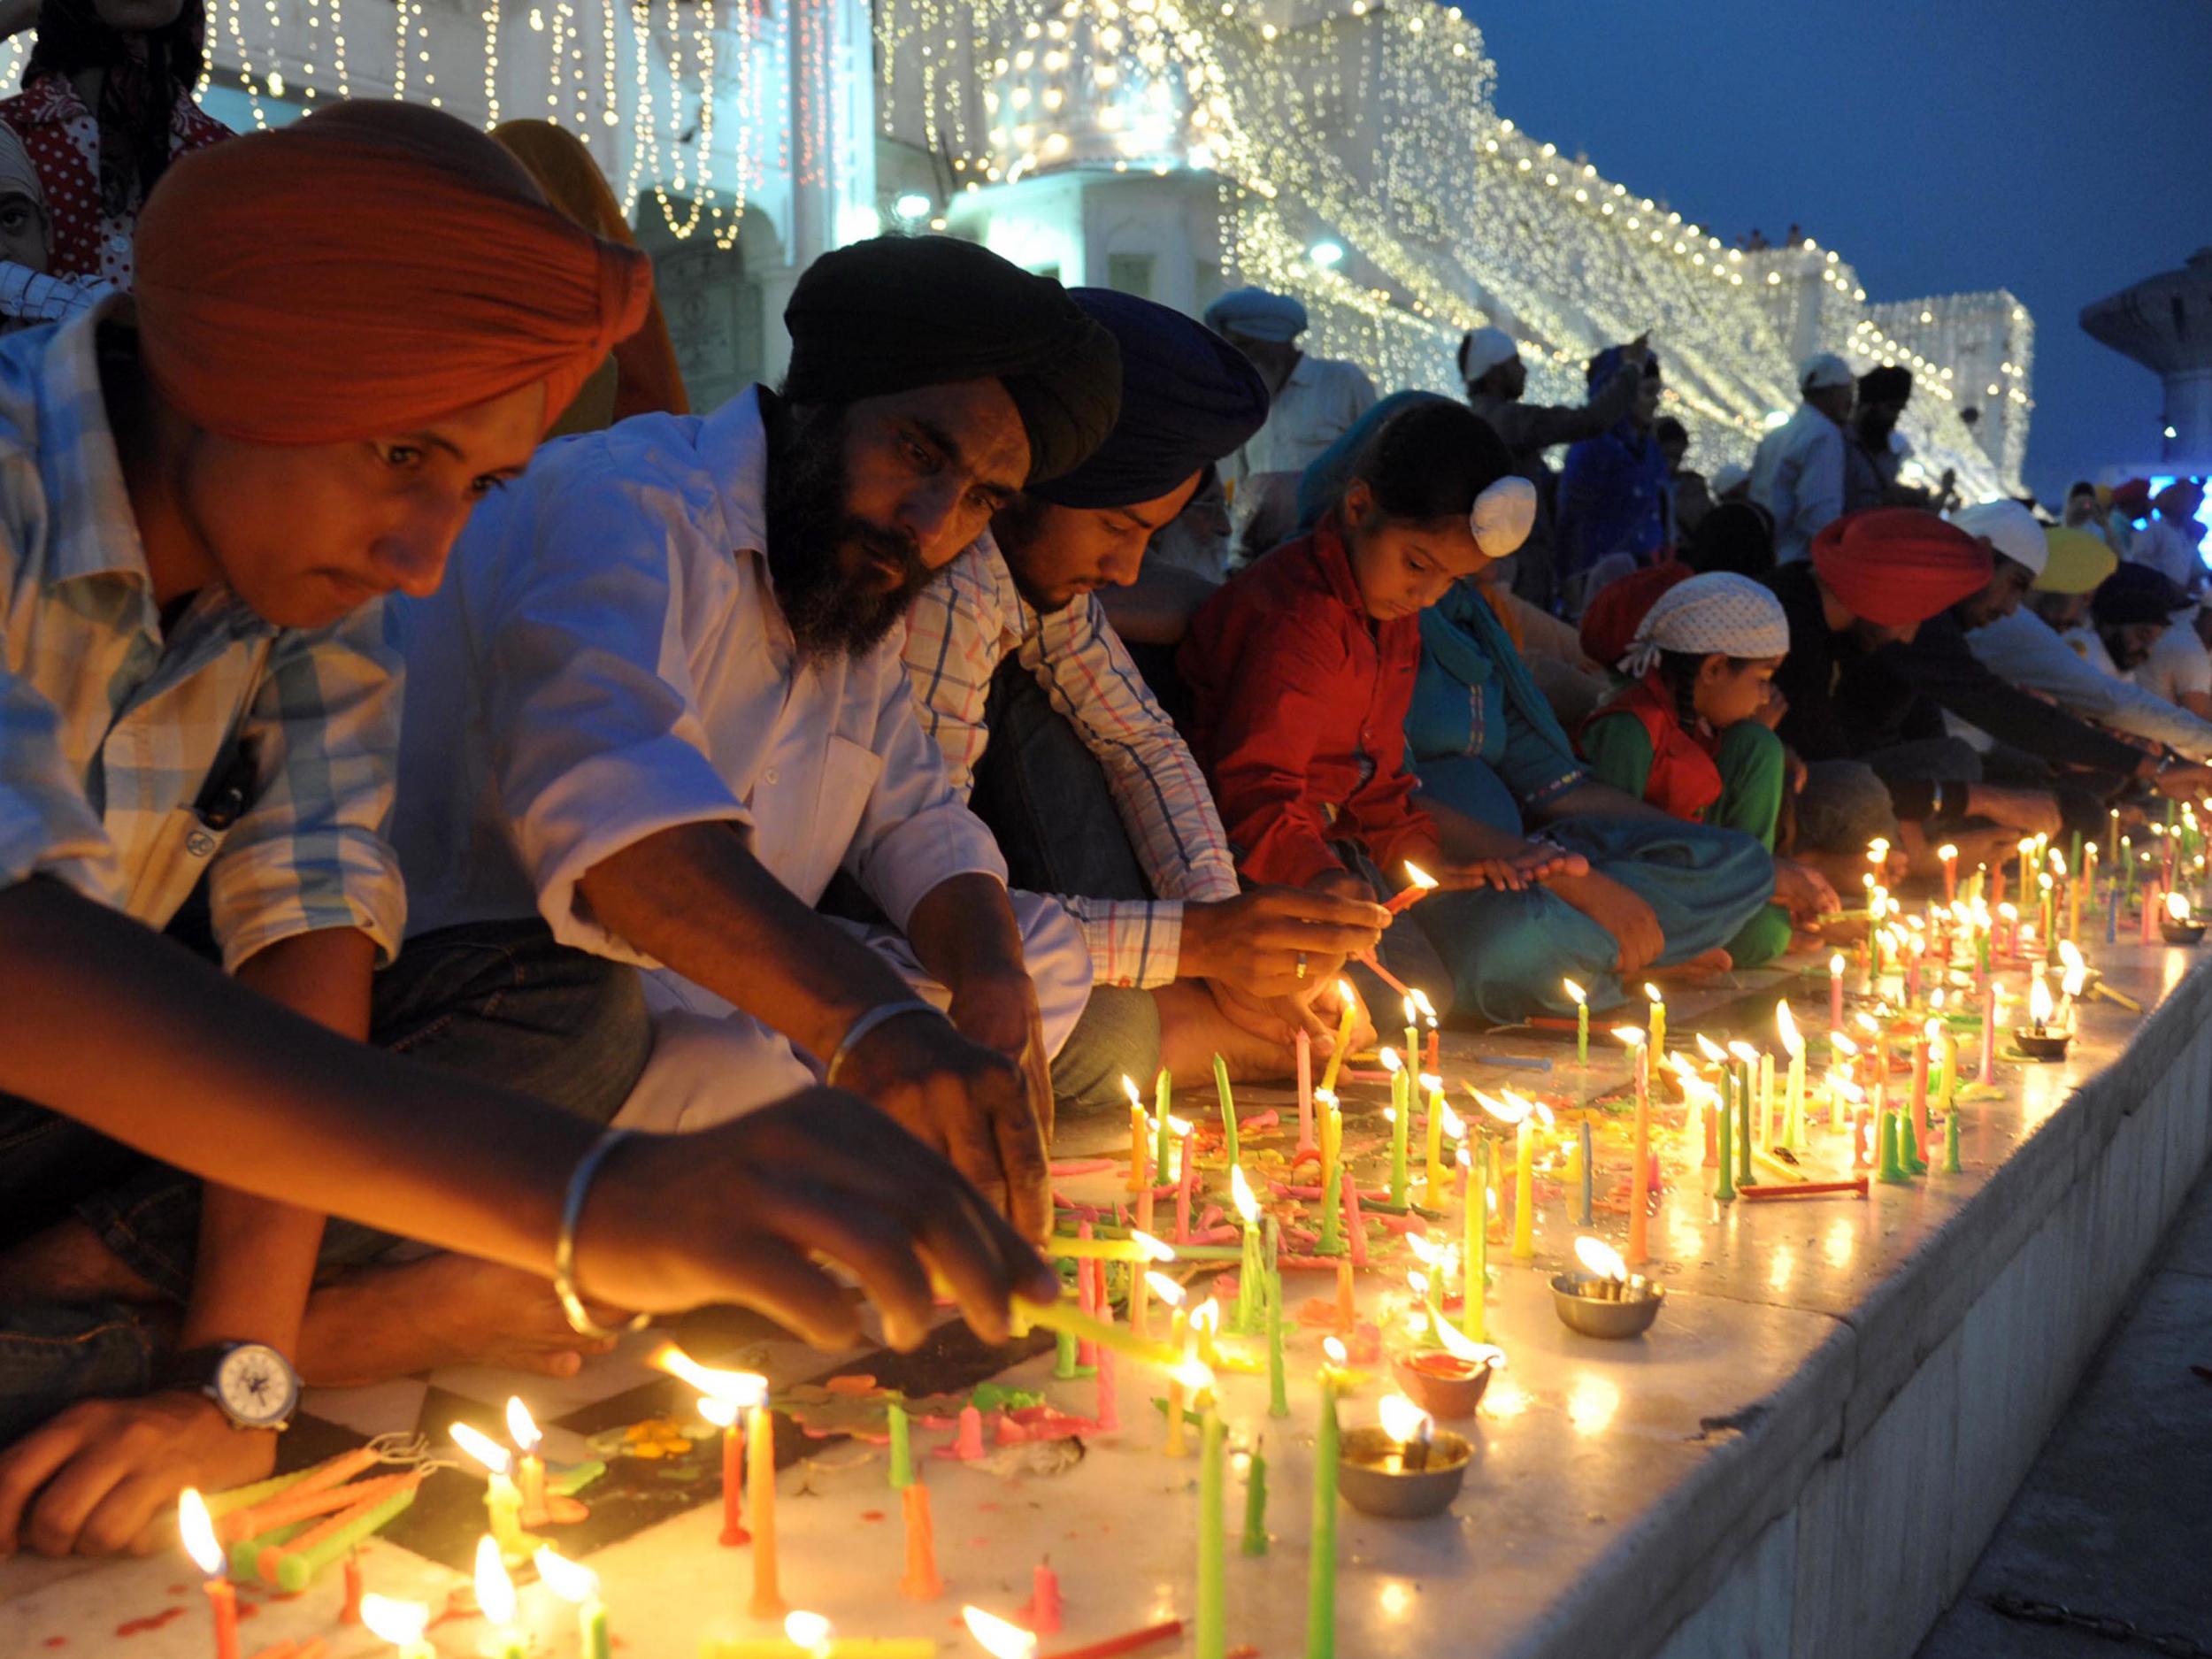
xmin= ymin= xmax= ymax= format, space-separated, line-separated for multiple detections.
xmin=1 ymin=0 xmax=2209 ymax=1568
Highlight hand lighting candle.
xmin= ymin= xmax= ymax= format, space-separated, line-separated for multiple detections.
xmin=1383 ymin=861 xmax=1440 ymax=915
xmin=179 ymin=1488 xmax=240 ymax=1659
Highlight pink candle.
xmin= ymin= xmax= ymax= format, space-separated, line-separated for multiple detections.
xmin=2141 ymin=881 xmax=2162 ymax=945
xmin=1076 ymin=1220 xmax=1098 ymax=1368
xmin=1344 ymin=1172 xmax=1369 ymax=1266
xmin=1829 ymin=954 xmax=1845 ymax=1030
xmin=1627 ymin=1040 xmax=1652 ymax=1267
xmin=1295 ymin=1030 xmax=1315 ymax=1153
xmin=1978 ymin=979 xmax=1998 ymax=1081
xmin=718 ymin=1408 xmax=748 ymax=1546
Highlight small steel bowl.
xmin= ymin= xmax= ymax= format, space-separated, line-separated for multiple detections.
xmin=2011 ymin=1027 xmax=2073 ymax=1062
xmin=1549 ymin=1271 xmax=1665 ymax=1339
xmin=1336 ymin=1425 xmax=1472 ymax=1518
xmin=2160 ymin=919 xmax=2206 ymax=946
xmin=1389 ymin=1350 xmax=1494 ymax=1420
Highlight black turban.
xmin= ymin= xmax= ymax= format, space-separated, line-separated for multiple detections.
xmin=782 ymin=234 xmax=1120 ymax=484
xmin=2091 ymin=561 xmax=2187 ymax=627
xmin=1029 ymin=289 xmax=1270 ymax=510
xmin=1858 ymin=365 xmax=1913 ymax=404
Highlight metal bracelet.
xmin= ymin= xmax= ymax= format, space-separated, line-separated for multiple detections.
xmin=825 ymin=998 xmax=948 ymax=1088
xmin=554 ymin=1126 xmax=653 ymax=1342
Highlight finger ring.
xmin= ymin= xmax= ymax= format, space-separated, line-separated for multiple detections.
xmin=1296 ymin=952 xmax=1310 ymax=979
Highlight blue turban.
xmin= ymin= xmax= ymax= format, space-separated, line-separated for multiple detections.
xmin=1030 ymin=290 xmax=1271 ymax=510
xmin=1202 ymin=286 xmax=1308 ymax=344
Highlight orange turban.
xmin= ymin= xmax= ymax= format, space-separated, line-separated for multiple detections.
xmin=134 ymin=100 xmax=653 ymax=443
xmin=1810 ymin=508 xmax=1991 ymax=629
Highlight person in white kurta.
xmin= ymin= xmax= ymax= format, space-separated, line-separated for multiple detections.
xmin=1749 ymin=353 xmax=1854 ymax=564
xmin=390 ymin=234 xmax=1125 ymax=1237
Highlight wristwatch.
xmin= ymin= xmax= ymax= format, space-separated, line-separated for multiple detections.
xmin=157 ymin=1341 xmax=301 ymax=1432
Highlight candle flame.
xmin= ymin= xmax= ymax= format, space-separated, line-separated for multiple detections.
xmin=504 ymin=1395 xmax=541 ymax=1455
xmin=1855 ymin=1012 xmax=1881 ymax=1037
xmin=1470 ymin=1087 xmax=1527 ymax=1125
xmin=1411 ymin=988 xmax=1439 ymax=1021
xmin=534 ymin=1546 xmax=598 ymax=1604
xmin=1938 ymin=843 xmax=1957 ymax=863
xmin=1867 ymin=838 xmax=1890 ymax=862
xmin=2030 ymin=972 xmax=2055 ymax=1027
xmin=1323 ymin=1336 xmax=1348 ymax=1366
xmin=1402 ymin=861 xmax=1439 ymax=893
xmin=1998 ymin=902 xmax=2018 ymax=921
xmin=1408 ymin=1270 xmax=1429 ymax=1299
xmin=1166 ymin=1113 xmax=1193 ymax=1137
xmin=2169 ymin=891 xmax=2192 ymax=921
xmin=1146 ymin=1271 xmax=1187 ymax=1308
xmin=1562 ymin=977 xmax=1586 ymax=1006
xmin=1379 ymin=1046 xmax=1402 ymax=1074
xmin=785 ymin=1611 xmax=836 ymax=1658
xmin=1190 ymin=1297 xmax=1220 ymax=1335
xmin=1432 ymin=1320 xmax=1507 ymax=1368
xmin=1335 ymin=978 xmax=1356 ymax=1010
xmin=1378 ymin=1393 xmax=1435 ymax=1447
xmin=697 ymin=1394 xmax=738 ymax=1429
xmin=1129 ymin=1227 xmax=1176 ymax=1263
xmin=1574 ymin=1236 xmax=1630 ymax=1282
xmin=963 ymin=1604 xmax=1041 ymax=1659
xmin=177 ymin=1487 xmax=222 ymax=1578
xmin=1694 ymin=1033 xmax=1727 ymax=1063
xmin=1726 ymin=1040 xmax=1761 ymax=1065
xmin=1230 ymin=1164 xmax=1259 ymax=1224
xmin=1420 ymin=1072 xmax=1443 ymax=1094
xmin=1775 ymin=1000 xmax=1802 ymax=1056
xmin=1609 ymin=1025 xmax=1646 ymax=1049
xmin=1924 ymin=1017 xmax=1943 ymax=1043
xmin=1439 ymin=1102 xmax=1464 ymax=1138
xmin=1122 ymin=1074 xmax=1142 ymax=1110
xmin=1832 ymin=1076 xmax=1865 ymax=1105
xmin=449 ymin=1419 xmax=512 ymax=1478
xmin=1406 ymin=1232 xmax=1440 ymax=1265
xmin=473 ymin=1535 xmax=517 ymax=1629
xmin=1830 ymin=952 xmax=1847 ymax=976
xmin=359 ymin=1595 xmax=429 ymax=1646
xmin=2051 ymin=849 xmax=2068 ymax=877
xmin=652 ymin=1344 xmax=769 ymax=1408
xmin=1643 ymin=982 xmax=1663 ymax=1006
xmin=1171 ymin=1352 xmax=1217 ymax=1393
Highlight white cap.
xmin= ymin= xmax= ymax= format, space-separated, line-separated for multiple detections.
xmin=1459 ymin=326 xmax=1519 ymax=381
xmin=1947 ymin=498 xmax=2047 ymax=577
xmin=1710 ymin=461 xmax=1750 ymax=496
xmin=1799 ymin=352 xmax=1855 ymax=393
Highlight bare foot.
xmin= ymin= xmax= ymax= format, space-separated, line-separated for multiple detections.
xmin=299 ymin=1254 xmax=618 ymax=1387
xmin=1646 ymin=947 xmax=1734 ymax=984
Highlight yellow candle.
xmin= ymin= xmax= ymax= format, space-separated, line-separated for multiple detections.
xmin=748 ymin=1402 xmax=782 ymax=1619
xmin=1318 ymin=979 xmax=1357 ymax=1097
xmin=1420 ymin=1077 xmax=1447 ymax=1209
xmin=1511 ymin=1116 xmax=1535 ymax=1260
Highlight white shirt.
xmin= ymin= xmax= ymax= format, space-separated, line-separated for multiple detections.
xmin=1749 ymin=403 xmax=1846 ymax=564
xmin=1227 ymin=353 xmax=1377 ymax=484
xmin=1967 ymin=609 xmax=2212 ymax=761
xmin=2135 ymin=616 xmax=2212 ymax=709
xmin=390 ymin=387 xmax=1008 ymax=964
xmin=2127 ymin=515 xmax=2206 ymax=592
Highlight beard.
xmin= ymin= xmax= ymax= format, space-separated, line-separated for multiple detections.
xmin=764 ymin=401 xmax=933 ymax=661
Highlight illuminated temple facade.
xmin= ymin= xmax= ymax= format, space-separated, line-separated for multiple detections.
xmin=162 ymin=0 xmax=2028 ymax=495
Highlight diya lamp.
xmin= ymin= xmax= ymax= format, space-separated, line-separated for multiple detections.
xmin=1335 ymin=1394 xmax=1471 ymax=1519
xmin=1550 ymin=1237 xmax=1665 ymax=1339
xmin=2013 ymin=970 xmax=2072 ymax=1062
xmin=1389 ymin=1317 xmax=1505 ymax=1421
xmin=2161 ymin=889 xmax=2206 ymax=944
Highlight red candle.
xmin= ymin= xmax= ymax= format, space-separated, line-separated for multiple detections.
xmin=1828 ymin=954 xmax=1845 ymax=1030
xmin=340 ymin=1552 xmax=364 ymax=1624
xmin=1626 ymin=1038 xmax=1652 ymax=1267
xmin=704 ymin=1397 xmax=748 ymax=1546
xmin=179 ymin=1490 xmax=241 ymax=1659
xmin=1294 ymin=1030 xmax=1314 ymax=1154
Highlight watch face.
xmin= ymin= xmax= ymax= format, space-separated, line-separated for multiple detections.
xmin=213 ymin=1344 xmax=297 ymax=1429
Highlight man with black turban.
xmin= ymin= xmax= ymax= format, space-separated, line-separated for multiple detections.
xmin=1843 ymin=364 xmax=1915 ymax=514
xmin=392 ymin=235 xmax=1125 ymax=1245
xmin=899 ymin=290 xmax=1388 ymax=1091
xmin=2085 ymin=562 xmax=2192 ymax=675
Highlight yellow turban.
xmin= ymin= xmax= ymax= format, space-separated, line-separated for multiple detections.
xmin=2034 ymin=526 xmax=2119 ymax=595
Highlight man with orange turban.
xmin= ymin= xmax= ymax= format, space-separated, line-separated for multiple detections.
xmin=0 ymin=104 xmax=1050 ymax=1561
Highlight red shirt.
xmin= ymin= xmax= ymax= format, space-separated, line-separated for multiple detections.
xmin=1179 ymin=514 xmax=1435 ymax=887
xmin=0 ymin=73 xmax=231 ymax=284
xmin=1578 ymin=674 xmax=1724 ymax=822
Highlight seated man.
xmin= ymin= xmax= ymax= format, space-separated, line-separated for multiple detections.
xmin=1846 ymin=503 xmax=2212 ymax=843
xmin=902 ymin=288 xmax=1387 ymax=1080
xmin=1967 ymin=526 xmax=2212 ymax=761
xmin=392 ymin=234 xmax=1124 ymax=1240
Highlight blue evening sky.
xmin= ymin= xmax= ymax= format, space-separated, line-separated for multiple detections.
xmin=1466 ymin=0 xmax=2212 ymax=504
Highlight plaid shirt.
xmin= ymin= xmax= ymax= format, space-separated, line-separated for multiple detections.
xmin=0 ymin=261 xmax=113 ymax=328
xmin=903 ymin=536 xmax=1239 ymax=987
xmin=0 ymin=303 xmax=404 ymax=969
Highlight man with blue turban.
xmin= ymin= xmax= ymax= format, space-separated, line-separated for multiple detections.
xmin=904 ymin=290 xmax=1387 ymax=1087
xmin=1204 ymin=285 xmax=1377 ymax=558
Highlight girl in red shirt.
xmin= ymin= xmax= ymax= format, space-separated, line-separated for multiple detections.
xmin=1179 ymin=399 xmax=1582 ymax=987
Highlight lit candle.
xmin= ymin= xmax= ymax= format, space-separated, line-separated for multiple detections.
xmin=1380 ymin=1047 xmax=1410 ymax=1205
xmin=1383 ymin=860 xmax=1440 ymax=915
xmin=1154 ymin=1276 xmax=1190 ymax=1455
xmin=1715 ymin=1065 xmax=1736 ymax=1203
xmin=1213 ymin=1054 xmax=1241 ymax=1167
xmin=1402 ymin=995 xmax=1420 ymax=1087
xmin=449 ymin=1421 xmax=534 ymax=1560
xmin=1295 ymin=1030 xmax=1315 ymax=1154
xmin=1125 ymin=1076 xmax=1149 ymax=1193
xmin=474 ymin=1536 xmax=526 ymax=1659
xmin=1829 ymin=952 xmax=1846 ymax=1033
xmin=1173 ymin=1115 xmax=1197 ymax=1243
xmin=1420 ymin=1073 xmax=1447 ymax=1208
xmin=1195 ymin=1374 xmax=1226 ymax=1659
xmin=2109 ymin=806 xmax=2121 ymax=868
xmin=1319 ymin=980 xmax=1358 ymax=1096
xmin=1316 ymin=1092 xmax=1343 ymax=1256
xmin=961 ymin=1607 xmax=1037 ymax=1659
xmin=1513 ymin=1098 xmax=1537 ymax=1259
xmin=748 ymin=1386 xmax=784 ymax=1619
xmin=538 ymin=1548 xmax=612 ymax=1659
xmin=1306 ymin=1340 xmax=1345 ymax=1659
xmin=1644 ymin=982 xmax=1666 ymax=1056
xmin=359 ymin=1595 xmax=434 ymax=1659
xmin=1777 ymin=1002 xmax=1807 ymax=1152
xmin=179 ymin=1489 xmax=240 ymax=1659
xmin=1614 ymin=1027 xmax=1651 ymax=1265
xmin=1563 ymin=978 xmax=1588 ymax=1064
xmin=701 ymin=1394 xmax=749 ymax=1544
xmin=1458 ymin=1140 xmax=1486 ymax=1342
xmin=1128 ymin=1227 xmax=1171 ymax=1341
xmin=1155 ymin=1069 xmax=1173 ymax=1182
xmin=1939 ymin=842 xmax=1958 ymax=903
xmin=504 ymin=1397 xmax=549 ymax=1529
xmin=1415 ymin=988 xmax=1440 ymax=1073
xmin=1231 ymin=1165 xmax=1262 ymax=1335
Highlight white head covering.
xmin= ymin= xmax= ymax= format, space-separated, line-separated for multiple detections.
xmin=1946 ymin=498 xmax=2047 ymax=577
xmin=0 ymin=126 xmax=44 ymax=211
xmin=1459 ymin=326 xmax=1519 ymax=383
xmin=1471 ymin=474 xmax=1537 ymax=557
xmin=1621 ymin=572 xmax=1791 ymax=680
xmin=1799 ymin=352 xmax=1855 ymax=393
xmin=1710 ymin=461 xmax=1750 ymax=496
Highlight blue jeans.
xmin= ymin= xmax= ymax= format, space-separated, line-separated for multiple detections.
xmin=0 ymin=919 xmax=649 ymax=1441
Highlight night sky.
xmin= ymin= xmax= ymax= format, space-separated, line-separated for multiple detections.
xmin=1467 ymin=0 xmax=2212 ymax=505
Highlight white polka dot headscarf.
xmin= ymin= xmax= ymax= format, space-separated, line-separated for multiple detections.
xmin=1620 ymin=571 xmax=1791 ymax=679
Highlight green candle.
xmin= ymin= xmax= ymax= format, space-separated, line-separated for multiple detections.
xmin=1197 ymin=1399 xmax=1226 ymax=1659
xmin=1265 ymin=1218 xmax=1289 ymax=1419
xmin=1902 ymin=1109 xmax=1928 ymax=1177
xmin=1241 ymin=1445 xmax=1270 ymax=1556
xmin=1387 ymin=1064 xmax=1410 ymax=1206
xmin=1213 ymin=1056 xmax=1240 ymax=1167
xmin=887 ymin=1401 xmax=913 ymax=1490
xmin=1942 ymin=1108 xmax=1963 ymax=1174
xmin=1305 ymin=1367 xmax=1340 ymax=1659
xmin=1715 ymin=1075 xmax=1736 ymax=1202
xmin=1735 ymin=1067 xmax=1753 ymax=1187
xmin=1462 ymin=1139 xmax=1487 ymax=1340
xmin=1877 ymin=1110 xmax=1909 ymax=1185
xmin=1155 ymin=1069 xmax=1173 ymax=1182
